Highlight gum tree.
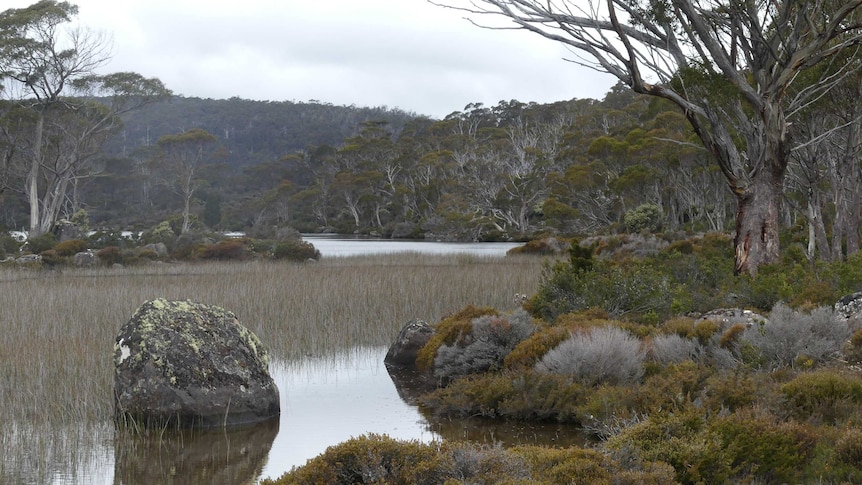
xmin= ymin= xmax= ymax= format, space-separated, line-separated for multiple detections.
xmin=0 ymin=1 xmax=170 ymax=236
xmin=433 ymin=0 xmax=862 ymax=274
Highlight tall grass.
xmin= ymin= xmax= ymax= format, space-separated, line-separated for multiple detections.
xmin=0 ymin=254 xmax=542 ymax=481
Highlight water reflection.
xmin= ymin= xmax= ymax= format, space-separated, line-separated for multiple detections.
xmin=113 ymin=420 xmax=278 ymax=485
xmin=4 ymin=346 xmax=589 ymax=483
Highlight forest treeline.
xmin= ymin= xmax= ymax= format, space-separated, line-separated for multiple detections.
xmin=1 ymin=83 xmax=859 ymax=261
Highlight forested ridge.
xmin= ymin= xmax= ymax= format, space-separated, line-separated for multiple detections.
xmin=2 ymin=80 xmax=860 ymax=264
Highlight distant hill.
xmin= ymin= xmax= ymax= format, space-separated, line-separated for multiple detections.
xmin=101 ymin=96 xmax=422 ymax=167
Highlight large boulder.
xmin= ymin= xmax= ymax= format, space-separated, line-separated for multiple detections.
xmin=384 ymin=318 xmax=433 ymax=368
xmin=114 ymin=298 xmax=280 ymax=428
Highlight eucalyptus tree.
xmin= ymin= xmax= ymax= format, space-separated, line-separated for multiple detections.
xmin=434 ymin=0 xmax=862 ymax=274
xmin=155 ymin=128 xmax=218 ymax=234
xmin=0 ymin=1 xmax=170 ymax=236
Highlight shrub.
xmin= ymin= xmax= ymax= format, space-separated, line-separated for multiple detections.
xmin=781 ymin=370 xmax=862 ymax=424
xmin=648 ymin=334 xmax=703 ymax=365
xmin=25 ymin=232 xmax=56 ymax=254
xmin=200 ymin=239 xmax=247 ymax=260
xmin=273 ymin=238 xmax=320 ymax=261
xmin=536 ymin=325 xmax=645 ymax=386
xmin=623 ymin=203 xmax=663 ymax=233
xmin=836 ymin=428 xmax=862 ymax=465
xmin=416 ymin=306 xmax=498 ymax=371
xmin=96 ymin=246 xmax=123 ymax=266
xmin=53 ymin=239 xmax=87 ymax=257
xmin=0 ymin=234 xmax=20 ymax=257
xmin=39 ymin=249 xmax=62 ymax=266
xmin=433 ymin=310 xmax=535 ymax=384
xmin=742 ymin=303 xmax=849 ymax=369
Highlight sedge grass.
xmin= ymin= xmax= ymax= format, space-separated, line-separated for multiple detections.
xmin=0 ymin=254 xmax=543 ymax=480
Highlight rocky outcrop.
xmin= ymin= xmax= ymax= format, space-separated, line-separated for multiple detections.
xmin=384 ymin=318 xmax=433 ymax=368
xmin=114 ymin=298 xmax=280 ymax=428
xmin=696 ymin=308 xmax=767 ymax=329
xmin=835 ymin=292 xmax=862 ymax=322
xmin=72 ymin=251 xmax=96 ymax=267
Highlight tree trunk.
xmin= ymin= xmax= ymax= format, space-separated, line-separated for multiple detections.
xmin=28 ymin=112 xmax=44 ymax=236
xmin=733 ymin=170 xmax=783 ymax=275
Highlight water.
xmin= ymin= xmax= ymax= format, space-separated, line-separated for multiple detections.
xmin=303 ymin=234 xmax=523 ymax=258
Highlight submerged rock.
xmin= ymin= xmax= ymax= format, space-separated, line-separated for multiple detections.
xmin=384 ymin=318 xmax=433 ymax=368
xmin=113 ymin=298 xmax=280 ymax=428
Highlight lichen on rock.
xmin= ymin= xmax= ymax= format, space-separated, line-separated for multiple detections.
xmin=113 ymin=298 xmax=280 ymax=428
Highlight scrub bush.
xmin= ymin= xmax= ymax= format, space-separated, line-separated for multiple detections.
xmin=742 ymin=303 xmax=849 ymax=369
xmin=536 ymin=325 xmax=644 ymax=386
xmin=781 ymin=370 xmax=862 ymax=424
xmin=200 ymin=239 xmax=247 ymax=260
xmin=433 ymin=310 xmax=535 ymax=384
xmin=648 ymin=334 xmax=703 ymax=365
xmin=273 ymin=238 xmax=320 ymax=261
xmin=25 ymin=232 xmax=56 ymax=254
xmin=53 ymin=239 xmax=87 ymax=257
xmin=623 ymin=203 xmax=662 ymax=233
xmin=415 ymin=306 xmax=498 ymax=371
xmin=96 ymin=246 xmax=123 ymax=266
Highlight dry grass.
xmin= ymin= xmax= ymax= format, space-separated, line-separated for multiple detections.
xmin=0 ymin=254 xmax=542 ymax=426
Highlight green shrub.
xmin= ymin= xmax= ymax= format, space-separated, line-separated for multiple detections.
xmin=835 ymin=428 xmax=862 ymax=465
xmin=781 ymin=370 xmax=862 ymax=424
xmin=53 ymin=239 xmax=87 ymax=257
xmin=623 ymin=203 xmax=663 ymax=233
xmin=25 ymin=233 xmax=56 ymax=254
xmin=273 ymin=238 xmax=320 ymax=261
xmin=0 ymin=234 xmax=21 ymax=257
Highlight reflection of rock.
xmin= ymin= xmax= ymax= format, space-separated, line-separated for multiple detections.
xmin=385 ymin=319 xmax=436 ymax=404
xmin=384 ymin=318 xmax=433 ymax=368
xmin=113 ymin=418 xmax=279 ymax=485
xmin=385 ymin=364 xmax=436 ymax=405
xmin=114 ymin=298 xmax=280 ymax=428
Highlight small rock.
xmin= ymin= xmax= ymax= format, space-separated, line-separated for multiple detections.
xmin=384 ymin=318 xmax=433 ymax=368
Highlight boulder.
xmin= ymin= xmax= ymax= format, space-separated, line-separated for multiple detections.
xmin=835 ymin=292 xmax=862 ymax=322
xmin=384 ymin=318 xmax=433 ymax=368
xmin=72 ymin=251 xmax=96 ymax=267
xmin=696 ymin=308 xmax=767 ymax=329
xmin=114 ymin=298 xmax=279 ymax=428
xmin=142 ymin=242 xmax=168 ymax=258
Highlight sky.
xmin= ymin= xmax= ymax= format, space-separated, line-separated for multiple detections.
xmin=6 ymin=0 xmax=618 ymax=119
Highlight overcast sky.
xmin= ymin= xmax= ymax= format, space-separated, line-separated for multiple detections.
xmin=8 ymin=0 xmax=617 ymax=119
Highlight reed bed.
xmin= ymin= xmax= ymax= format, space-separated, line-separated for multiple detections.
xmin=0 ymin=254 xmax=543 ymax=481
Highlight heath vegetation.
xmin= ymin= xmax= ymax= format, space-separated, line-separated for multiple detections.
xmin=289 ymin=235 xmax=862 ymax=485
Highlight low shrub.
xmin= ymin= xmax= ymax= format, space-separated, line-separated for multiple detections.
xmin=261 ymin=434 xmax=681 ymax=485
xmin=606 ymin=408 xmax=818 ymax=485
xmin=742 ymin=303 xmax=849 ymax=370
xmin=96 ymin=246 xmax=123 ymax=266
xmin=648 ymin=334 xmax=703 ymax=365
xmin=39 ymin=249 xmax=62 ymax=266
xmin=53 ymin=239 xmax=87 ymax=257
xmin=200 ymin=239 xmax=247 ymax=260
xmin=273 ymin=238 xmax=320 ymax=261
xmin=835 ymin=428 xmax=862 ymax=465
xmin=433 ymin=310 xmax=535 ymax=384
xmin=623 ymin=203 xmax=662 ymax=233
xmin=0 ymin=234 xmax=21 ymax=257
xmin=781 ymin=370 xmax=862 ymax=424
xmin=25 ymin=232 xmax=56 ymax=254
xmin=536 ymin=325 xmax=645 ymax=386
xmin=416 ymin=306 xmax=499 ymax=371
